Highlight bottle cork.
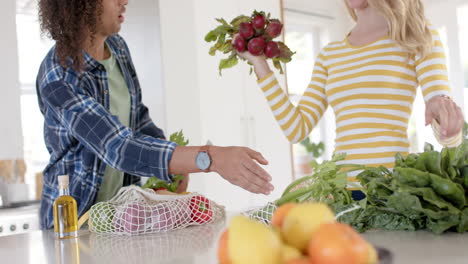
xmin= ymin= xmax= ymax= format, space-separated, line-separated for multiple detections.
xmin=58 ymin=175 xmax=69 ymax=187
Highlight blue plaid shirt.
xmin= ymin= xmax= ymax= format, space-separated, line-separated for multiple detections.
xmin=36 ymin=34 xmax=177 ymax=229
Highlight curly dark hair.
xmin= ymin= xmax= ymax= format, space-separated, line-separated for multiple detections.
xmin=38 ymin=0 xmax=103 ymax=71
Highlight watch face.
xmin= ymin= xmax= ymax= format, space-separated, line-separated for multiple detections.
xmin=196 ymin=152 xmax=211 ymax=170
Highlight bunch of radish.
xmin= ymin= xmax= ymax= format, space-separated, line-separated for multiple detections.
xmin=205 ymin=10 xmax=294 ymax=75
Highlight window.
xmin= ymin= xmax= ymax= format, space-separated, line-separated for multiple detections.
xmin=16 ymin=0 xmax=54 ymax=191
xmin=458 ymin=4 xmax=468 ymax=116
xmin=285 ymin=26 xmax=334 ymax=178
xmin=408 ymin=26 xmax=450 ymax=153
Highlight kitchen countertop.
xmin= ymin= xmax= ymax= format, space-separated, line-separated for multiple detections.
xmin=1 ymin=213 xmax=468 ymax=264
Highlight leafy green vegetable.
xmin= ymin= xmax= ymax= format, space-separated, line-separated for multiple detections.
xmin=275 ymin=153 xmax=362 ymax=208
xmin=218 ymin=54 xmax=238 ymax=76
xmin=393 ymin=167 xmax=431 ymax=187
xmin=337 ymin=138 xmax=468 ymax=234
xmin=169 ymin=130 xmax=189 ymax=146
xmin=143 ymin=130 xmax=189 ymax=192
xmin=252 ymin=129 xmax=468 ymax=234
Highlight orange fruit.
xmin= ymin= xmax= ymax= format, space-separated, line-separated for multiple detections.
xmin=308 ymin=222 xmax=373 ymax=264
xmin=272 ymin=203 xmax=296 ymax=228
xmin=218 ymin=230 xmax=231 ymax=264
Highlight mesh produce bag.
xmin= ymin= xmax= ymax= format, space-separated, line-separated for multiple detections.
xmin=241 ymin=178 xmax=317 ymax=225
xmin=89 ymin=217 xmax=226 ymax=263
xmin=242 ymin=202 xmax=277 ymax=225
xmin=89 ymin=185 xmax=225 ymax=235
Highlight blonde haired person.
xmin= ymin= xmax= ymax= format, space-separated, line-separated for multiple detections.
xmin=239 ymin=0 xmax=464 ymax=200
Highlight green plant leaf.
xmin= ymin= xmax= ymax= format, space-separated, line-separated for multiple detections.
xmin=277 ymin=41 xmax=295 ymax=62
xmin=215 ymin=18 xmax=230 ymax=27
xmin=218 ymin=55 xmax=238 ymax=76
xmin=272 ymin=59 xmax=283 ymax=74
xmin=209 ymin=43 xmax=222 ymax=56
xmin=230 ymin=15 xmax=251 ymax=28
xmin=205 ymin=29 xmax=218 ymax=42
xmin=204 ymin=24 xmax=230 ymax=42
xmin=169 ymin=130 xmax=189 ymax=146
xmin=219 ymin=40 xmax=233 ymax=53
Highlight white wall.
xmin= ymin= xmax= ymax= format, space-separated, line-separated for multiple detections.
xmin=0 ymin=0 xmax=24 ymax=160
xmin=425 ymin=0 xmax=465 ymax=110
xmin=158 ymin=0 xmax=202 ymax=142
xmin=283 ymin=0 xmax=353 ymax=42
xmin=158 ymin=0 xmax=293 ymax=210
xmin=120 ymin=0 xmax=167 ymax=132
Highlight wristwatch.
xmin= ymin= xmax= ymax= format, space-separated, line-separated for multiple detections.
xmin=195 ymin=145 xmax=212 ymax=171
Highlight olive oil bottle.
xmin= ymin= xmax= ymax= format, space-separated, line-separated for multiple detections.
xmin=53 ymin=175 xmax=78 ymax=239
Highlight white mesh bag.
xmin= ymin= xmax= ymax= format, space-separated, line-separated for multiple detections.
xmin=89 ymin=217 xmax=226 ymax=263
xmin=241 ymin=177 xmax=322 ymax=225
xmin=242 ymin=202 xmax=277 ymax=225
xmin=89 ymin=185 xmax=225 ymax=235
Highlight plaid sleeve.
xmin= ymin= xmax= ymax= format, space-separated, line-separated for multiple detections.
xmin=135 ymin=102 xmax=166 ymax=139
xmin=41 ymin=80 xmax=176 ymax=181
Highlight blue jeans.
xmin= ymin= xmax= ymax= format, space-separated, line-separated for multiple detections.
xmin=351 ymin=190 xmax=366 ymax=201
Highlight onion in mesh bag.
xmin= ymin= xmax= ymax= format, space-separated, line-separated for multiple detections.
xmin=172 ymin=199 xmax=192 ymax=227
xmin=150 ymin=204 xmax=174 ymax=232
xmin=90 ymin=202 xmax=116 ymax=233
xmin=113 ymin=202 xmax=151 ymax=234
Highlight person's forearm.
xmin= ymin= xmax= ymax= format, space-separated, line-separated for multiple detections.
xmin=169 ymin=145 xmax=226 ymax=175
xmin=252 ymin=59 xmax=273 ymax=80
xmin=168 ymin=146 xmax=202 ymax=175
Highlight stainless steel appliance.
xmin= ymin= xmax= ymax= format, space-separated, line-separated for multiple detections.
xmin=0 ymin=201 xmax=40 ymax=237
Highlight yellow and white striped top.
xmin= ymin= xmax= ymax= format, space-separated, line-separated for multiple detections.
xmin=258 ymin=29 xmax=462 ymax=183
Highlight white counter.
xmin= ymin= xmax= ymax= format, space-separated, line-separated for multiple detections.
xmin=1 ymin=214 xmax=468 ymax=264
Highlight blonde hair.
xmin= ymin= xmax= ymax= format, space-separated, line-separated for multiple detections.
xmin=345 ymin=0 xmax=433 ymax=59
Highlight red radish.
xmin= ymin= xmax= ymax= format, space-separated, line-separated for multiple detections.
xmin=266 ymin=19 xmax=283 ymax=38
xmin=252 ymin=14 xmax=266 ymax=30
xmin=248 ymin=37 xmax=266 ymax=56
xmin=150 ymin=205 xmax=174 ymax=231
xmin=239 ymin=22 xmax=255 ymax=39
xmin=113 ymin=203 xmax=151 ymax=234
xmin=264 ymin=41 xmax=280 ymax=58
xmin=233 ymin=35 xmax=246 ymax=52
xmin=172 ymin=199 xmax=191 ymax=227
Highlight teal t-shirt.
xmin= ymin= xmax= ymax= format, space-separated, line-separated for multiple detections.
xmin=95 ymin=44 xmax=131 ymax=203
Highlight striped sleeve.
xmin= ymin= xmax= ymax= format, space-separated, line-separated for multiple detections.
xmin=415 ymin=29 xmax=451 ymax=102
xmin=257 ymin=52 xmax=329 ymax=143
xmin=415 ymin=29 xmax=462 ymax=147
xmin=431 ymin=120 xmax=463 ymax=147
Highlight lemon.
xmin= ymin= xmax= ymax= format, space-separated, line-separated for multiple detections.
xmin=282 ymin=243 xmax=302 ymax=262
xmin=282 ymin=203 xmax=335 ymax=252
xmin=228 ymin=215 xmax=282 ymax=264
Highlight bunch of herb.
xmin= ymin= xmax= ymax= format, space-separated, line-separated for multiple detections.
xmin=142 ymin=130 xmax=189 ymax=192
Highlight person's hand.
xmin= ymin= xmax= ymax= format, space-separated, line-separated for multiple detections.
xmin=209 ymin=146 xmax=273 ymax=195
xmin=233 ymin=34 xmax=271 ymax=79
xmin=425 ymin=95 xmax=464 ymax=139
xmin=176 ymin=173 xmax=189 ymax=193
